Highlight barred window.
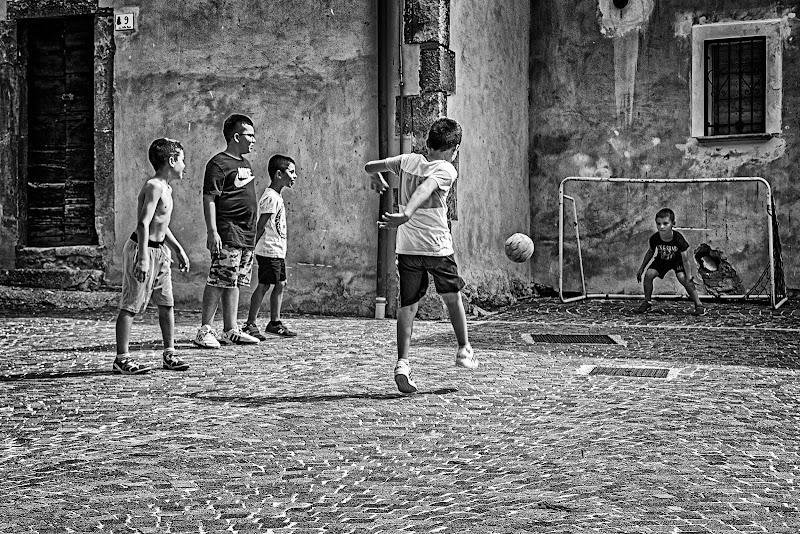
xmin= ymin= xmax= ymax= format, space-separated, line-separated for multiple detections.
xmin=690 ymin=20 xmax=782 ymax=141
xmin=705 ymin=37 xmax=766 ymax=136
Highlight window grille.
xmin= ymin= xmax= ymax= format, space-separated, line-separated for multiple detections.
xmin=704 ymin=37 xmax=766 ymax=136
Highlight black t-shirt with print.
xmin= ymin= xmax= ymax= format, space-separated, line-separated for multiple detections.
xmin=203 ymin=153 xmax=258 ymax=249
xmin=649 ymin=230 xmax=689 ymax=267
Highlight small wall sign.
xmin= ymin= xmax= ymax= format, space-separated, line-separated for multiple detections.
xmin=115 ymin=12 xmax=135 ymax=31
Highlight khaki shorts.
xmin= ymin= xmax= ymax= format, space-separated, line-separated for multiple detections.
xmin=119 ymin=238 xmax=174 ymax=314
xmin=207 ymin=246 xmax=254 ymax=288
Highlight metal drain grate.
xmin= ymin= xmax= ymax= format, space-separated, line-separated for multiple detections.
xmin=589 ymin=366 xmax=670 ymax=378
xmin=529 ymin=334 xmax=618 ymax=344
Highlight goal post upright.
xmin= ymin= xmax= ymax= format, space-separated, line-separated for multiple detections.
xmin=558 ymin=176 xmax=788 ymax=309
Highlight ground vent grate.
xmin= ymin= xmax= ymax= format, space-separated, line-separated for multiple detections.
xmin=530 ymin=334 xmax=618 ymax=344
xmin=589 ymin=366 xmax=670 ymax=378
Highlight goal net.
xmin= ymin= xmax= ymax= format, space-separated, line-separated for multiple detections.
xmin=558 ymin=177 xmax=788 ymax=309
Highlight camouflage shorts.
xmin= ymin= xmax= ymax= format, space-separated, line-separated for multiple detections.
xmin=207 ymin=247 xmax=254 ymax=288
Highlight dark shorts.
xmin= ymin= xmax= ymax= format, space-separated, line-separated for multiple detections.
xmin=650 ymin=260 xmax=685 ymax=279
xmin=398 ymin=254 xmax=465 ymax=307
xmin=256 ymin=255 xmax=286 ymax=285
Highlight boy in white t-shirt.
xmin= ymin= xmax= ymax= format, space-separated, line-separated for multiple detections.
xmin=244 ymin=154 xmax=298 ymax=339
xmin=364 ymin=117 xmax=477 ymax=394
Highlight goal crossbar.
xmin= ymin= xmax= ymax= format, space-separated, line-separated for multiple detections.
xmin=558 ymin=176 xmax=788 ymax=310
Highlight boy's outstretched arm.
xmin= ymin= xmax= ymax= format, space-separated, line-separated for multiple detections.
xmin=636 ymin=248 xmax=655 ymax=283
xmin=364 ymin=159 xmax=396 ymax=194
xmin=164 ymin=228 xmax=190 ymax=273
xmin=378 ymin=176 xmax=438 ymax=229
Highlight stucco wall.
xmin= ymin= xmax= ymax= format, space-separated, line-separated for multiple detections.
xmin=530 ymin=0 xmax=799 ymax=297
xmin=448 ymin=1 xmax=531 ymax=298
xmin=109 ymin=0 xmax=378 ymax=315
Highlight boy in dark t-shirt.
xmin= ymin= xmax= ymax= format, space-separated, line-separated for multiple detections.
xmin=636 ymin=207 xmax=705 ymax=315
xmin=194 ymin=114 xmax=261 ymax=348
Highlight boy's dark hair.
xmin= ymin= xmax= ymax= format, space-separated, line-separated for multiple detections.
xmin=223 ymin=114 xmax=254 ymax=142
xmin=148 ymin=138 xmax=184 ymax=171
xmin=426 ymin=117 xmax=462 ymax=151
xmin=655 ymin=207 xmax=675 ymax=222
xmin=268 ymin=154 xmax=295 ymax=179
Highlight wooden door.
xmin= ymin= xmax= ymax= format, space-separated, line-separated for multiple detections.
xmin=25 ymin=15 xmax=97 ymax=246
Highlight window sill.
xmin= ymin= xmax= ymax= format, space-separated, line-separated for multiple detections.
xmin=695 ymin=133 xmax=776 ymax=144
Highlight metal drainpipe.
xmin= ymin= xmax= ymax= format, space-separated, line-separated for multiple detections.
xmin=375 ymin=0 xmax=394 ymax=318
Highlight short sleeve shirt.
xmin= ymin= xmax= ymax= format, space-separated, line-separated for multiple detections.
xmin=203 ymin=153 xmax=258 ymax=249
xmin=649 ymin=230 xmax=689 ymax=267
xmin=384 ymin=153 xmax=456 ymax=256
xmin=254 ymin=188 xmax=286 ymax=259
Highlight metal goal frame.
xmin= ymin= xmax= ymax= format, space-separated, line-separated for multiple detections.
xmin=558 ymin=176 xmax=788 ymax=310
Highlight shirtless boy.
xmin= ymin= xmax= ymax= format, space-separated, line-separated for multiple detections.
xmin=114 ymin=138 xmax=191 ymax=374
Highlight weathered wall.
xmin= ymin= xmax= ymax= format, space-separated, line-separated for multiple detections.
xmin=109 ymin=0 xmax=378 ymax=315
xmin=530 ymin=0 xmax=800 ymax=296
xmin=449 ymin=0 xmax=531 ymax=301
xmin=0 ymin=19 xmax=20 ymax=269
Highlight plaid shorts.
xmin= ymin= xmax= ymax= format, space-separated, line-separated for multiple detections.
xmin=207 ymin=247 xmax=254 ymax=288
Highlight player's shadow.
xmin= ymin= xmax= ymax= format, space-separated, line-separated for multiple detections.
xmin=32 ymin=340 xmax=193 ymax=353
xmin=0 ymin=369 xmax=110 ymax=381
xmin=183 ymin=388 xmax=459 ymax=406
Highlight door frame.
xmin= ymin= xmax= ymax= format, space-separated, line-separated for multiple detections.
xmin=3 ymin=1 xmax=114 ymax=267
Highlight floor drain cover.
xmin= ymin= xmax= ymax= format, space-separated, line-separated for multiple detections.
xmin=589 ymin=366 xmax=670 ymax=378
xmin=529 ymin=334 xmax=618 ymax=344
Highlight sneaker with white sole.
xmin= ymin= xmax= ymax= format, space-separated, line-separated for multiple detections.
xmin=394 ymin=359 xmax=418 ymax=394
xmin=163 ymin=349 xmax=189 ymax=371
xmin=112 ymin=355 xmax=149 ymax=375
xmin=193 ymin=325 xmax=221 ymax=349
xmin=455 ymin=345 xmax=479 ymax=369
xmin=221 ymin=327 xmax=260 ymax=345
xmin=243 ymin=322 xmax=268 ymax=341
xmin=265 ymin=321 xmax=297 ymax=338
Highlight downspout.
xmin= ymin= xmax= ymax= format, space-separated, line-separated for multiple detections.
xmin=375 ymin=0 xmax=395 ymax=318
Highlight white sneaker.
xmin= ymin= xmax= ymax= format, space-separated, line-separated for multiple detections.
xmin=221 ymin=327 xmax=260 ymax=345
xmin=394 ymin=359 xmax=418 ymax=394
xmin=193 ymin=325 xmax=221 ymax=349
xmin=455 ymin=345 xmax=479 ymax=369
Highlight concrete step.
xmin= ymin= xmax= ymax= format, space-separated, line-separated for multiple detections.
xmin=15 ymin=245 xmax=105 ymax=270
xmin=0 ymin=268 xmax=106 ymax=291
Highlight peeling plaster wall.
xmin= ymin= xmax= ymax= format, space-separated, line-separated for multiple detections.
xmin=448 ymin=0 xmax=531 ymax=297
xmin=530 ymin=0 xmax=800 ymax=296
xmin=109 ymin=0 xmax=377 ymax=315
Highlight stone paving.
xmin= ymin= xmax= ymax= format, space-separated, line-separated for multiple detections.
xmin=1 ymin=297 xmax=799 ymax=533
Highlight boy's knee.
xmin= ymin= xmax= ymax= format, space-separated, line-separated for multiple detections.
xmin=440 ymin=291 xmax=462 ymax=305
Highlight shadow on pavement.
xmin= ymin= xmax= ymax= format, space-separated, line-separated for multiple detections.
xmin=183 ymin=388 xmax=459 ymax=406
xmin=32 ymin=341 xmax=193 ymax=353
xmin=0 ymin=369 xmax=110 ymax=381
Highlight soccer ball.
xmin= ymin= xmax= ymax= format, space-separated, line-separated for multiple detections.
xmin=505 ymin=233 xmax=534 ymax=263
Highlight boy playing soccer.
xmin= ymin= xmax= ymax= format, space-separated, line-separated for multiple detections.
xmin=114 ymin=138 xmax=191 ymax=375
xmin=636 ymin=207 xmax=706 ymax=316
xmin=244 ymin=154 xmax=298 ymax=340
xmin=365 ymin=117 xmax=477 ymax=394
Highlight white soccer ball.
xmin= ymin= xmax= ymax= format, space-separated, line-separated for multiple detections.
xmin=505 ymin=233 xmax=534 ymax=263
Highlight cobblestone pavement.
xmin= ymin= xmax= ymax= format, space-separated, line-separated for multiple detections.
xmin=1 ymin=297 xmax=799 ymax=533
